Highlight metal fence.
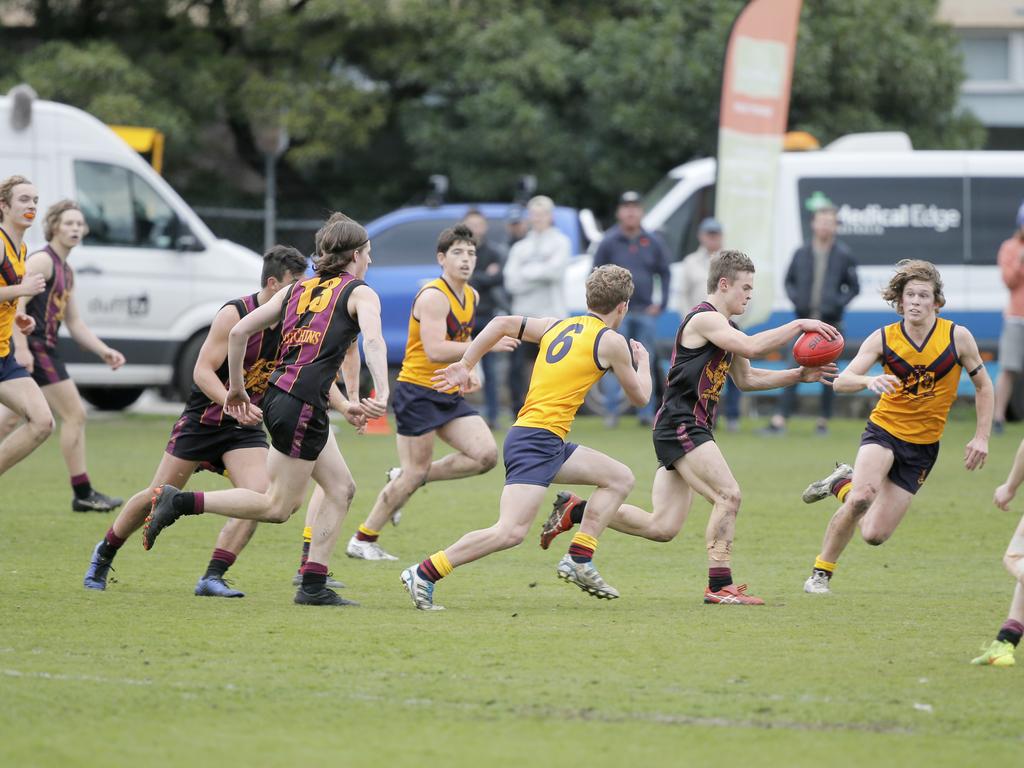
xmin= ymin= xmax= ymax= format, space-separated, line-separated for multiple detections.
xmin=194 ymin=206 xmax=322 ymax=256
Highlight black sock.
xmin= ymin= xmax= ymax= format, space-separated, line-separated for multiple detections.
xmin=96 ymin=540 xmax=119 ymax=560
xmin=570 ymin=500 xmax=587 ymax=525
xmin=205 ymin=559 xmax=229 ymax=580
xmin=171 ymin=492 xmax=203 ymax=515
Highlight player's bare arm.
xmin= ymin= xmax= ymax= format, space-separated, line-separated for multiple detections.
xmin=994 ymin=439 xmax=1024 ymax=511
xmin=224 ymin=286 xmax=289 ymax=418
xmin=192 ymin=304 xmax=259 ymax=424
xmin=9 ymin=252 xmax=50 ymax=362
xmin=832 ymin=329 xmax=900 ymax=394
xmin=729 ymin=354 xmax=838 ymax=392
xmin=689 ymin=311 xmax=837 ymax=359
xmin=955 ymin=324 xmax=991 ymax=470
xmin=349 ymin=284 xmax=389 ymax=418
xmin=598 ymin=331 xmax=652 ymax=407
xmin=64 ymin=292 xmax=124 ymax=370
xmin=431 ymin=314 xmax=555 ymax=391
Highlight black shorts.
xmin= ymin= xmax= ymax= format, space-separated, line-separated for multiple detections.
xmin=0 ymin=348 xmax=30 ymax=383
xmin=263 ymin=385 xmax=330 ymax=461
xmin=503 ymin=426 xmax=579 ymax=487
xmin=652 ymin=419 xmax=716 ymax=471
xmin=393 ymin=380 xmax=478 ymax=436
xmin=28 ymin=339 xmax=69 ymax=387
xmin=860 ymin=421 xmax=939 ymax=495
xmin=165 ymin=413 xmax=268 ymax=469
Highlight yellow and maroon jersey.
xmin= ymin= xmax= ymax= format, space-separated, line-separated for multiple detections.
xmin=515 ymin=314 xmax=611 ymax=439
xmin=0 ymin=226 xmax=28 ymax=357
xmin=868 ymin=317 xmax=962 ymax=445
xmin=397 ymin=277 xmax=475 ymax=393
xmin=25 ymin=246 xmax=73 ymax=349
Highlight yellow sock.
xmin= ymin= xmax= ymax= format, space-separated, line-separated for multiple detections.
xmin=358 ymin=524 xmax=380 ymax=538
xmin=837 ymin=484 xmax=852 ymax=503
xmin=303 ymin=526 xmax=312 ymax=544
xmin=814 ymin=556 xmax=836 ymax=574
xmin=429 ymin=550 xmax=454 ymax=578
xmin=570 ymin=532 xmax=599 ymax=551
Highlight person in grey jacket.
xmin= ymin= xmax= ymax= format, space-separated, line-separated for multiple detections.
xmin=765 ymin=199 xmax=859 ymax=434
xmin=504 ymin=195 xmax=571 ymax=416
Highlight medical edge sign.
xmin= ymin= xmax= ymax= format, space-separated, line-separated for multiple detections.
xmin=798 ymin=178 xmax=964 ymax=266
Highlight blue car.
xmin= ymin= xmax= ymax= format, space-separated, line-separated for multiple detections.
xmin=360 ymin=203 xmax=584 ymax=364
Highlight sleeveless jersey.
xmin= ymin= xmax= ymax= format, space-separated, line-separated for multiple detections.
xmin=397 ymin=277 xmax=476 ymax=393
xmin=25 ymin=246 xmax=73 ymax=349
xmin=0 ymin=226 xmax=28 ymax=357
xmin=868 ymin=317 xmax=962 ymax=445
xmin=654 ymin=302 xmax=734 ymax=433
xmin=183 ymin=293 xmax=282 ymax=426
xmin=270 ymin=273 xmax=365 ymax=410
xmin=515 ymin=314 xmax=611 ymax=439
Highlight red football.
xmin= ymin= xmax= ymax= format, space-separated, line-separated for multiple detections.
xmin=793 ymin=331 xmax=844 ymax=367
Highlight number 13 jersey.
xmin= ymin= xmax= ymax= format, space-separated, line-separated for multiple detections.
xmin=514 ymin=314 xmax=611 ymax=439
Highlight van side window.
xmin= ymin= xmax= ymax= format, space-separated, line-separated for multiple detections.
xmin=659 ymin=184 xmax=715 ymax=262
xmin=969 ymin=177 xmax=1024 ymax=265
xmin=75 ymin=160 xmax=181 ymax=249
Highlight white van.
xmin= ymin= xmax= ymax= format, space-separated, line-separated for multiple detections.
xmin=0 ymin=89 xmax=261 ymax=409
xmin=568 ymin=133 xmax=1020 ymax=351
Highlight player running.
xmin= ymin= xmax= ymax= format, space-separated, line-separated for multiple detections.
xmin=971 ymin=436 xmax=1024 ymax=667
xmin=0 ymin=175 xmax=53 ymax=480
xmin=143 ymin=213 xmax=389 ymax=608
xmin=800 ymin=259 xmax=991 ymax=595
xmin=83 ymin=245 xmax=315 ymax=594
xmin=0 ymin=200 xmax=125 ymax=511
xmin=543 ymin=250 xmax=837 ymax=604
xmin=346 ymin=224 xmax=515 ymax=561
xmin=399 ymin=264 xmax=652 ymax=610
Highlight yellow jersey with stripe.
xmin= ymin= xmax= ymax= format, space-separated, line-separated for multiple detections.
xmin=515 ymin=314 xmax=611 ymax=439
xmin=397 ymin=277 xmax=476 ymax=393
xmin=0 ymin=227 xmax=28 ymax=357
xmin=868 ymin=317 xmax=962 ymax=445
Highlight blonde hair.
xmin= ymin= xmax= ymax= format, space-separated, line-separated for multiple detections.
xmin=43 ymin=199 xmax=86 ymax=241
xmin=707 ymin=249 xmax=755 ymax=293
xmin=586 ymin=264 xmax=634 ymax=313
xmin=881 ymin=259 xmax=945 ymax=314
xmin=0 ymin=175 xmax=32 ymax=223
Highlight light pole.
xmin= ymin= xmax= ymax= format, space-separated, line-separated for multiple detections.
xmin=254 ymin=122 xmax=290 ymax=253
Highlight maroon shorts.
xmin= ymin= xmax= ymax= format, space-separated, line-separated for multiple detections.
xmin=263 ymin=385 xmax=330 ymax=461
xmin=28 ymin=339 xmax=68 ymax=387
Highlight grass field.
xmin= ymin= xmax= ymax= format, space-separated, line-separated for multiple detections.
xmin=2 ymin=409 xmax=1023 ymax=766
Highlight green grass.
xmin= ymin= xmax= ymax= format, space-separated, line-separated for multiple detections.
xmin=2 ymin=410 xmax=1024 ymax=766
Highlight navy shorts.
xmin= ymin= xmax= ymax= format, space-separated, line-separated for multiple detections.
xmin=28 ymin=339 xmax=69 ymax=387
xmin=860 ymin=421 xmax=939 ymax=495
xmin=165 ymin=413 xmax=268 ymax=469
xmin=652 ymin=418 xmax=716 ymax=471
xmin=263 ymin=385 xmax=330 ymax=461
xmin=0 ymin=349 xmax=30 ymax=383
xmin=503 ymin=426 xmax=578 ymax=487
xmin=393 ymin=380 xmax=478 ymax=437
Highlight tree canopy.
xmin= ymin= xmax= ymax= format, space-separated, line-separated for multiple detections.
xmin=0 ymin=0 xmax=983 ymax=221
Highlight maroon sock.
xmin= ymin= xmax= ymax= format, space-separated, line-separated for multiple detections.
xmin=71 ymin=473 xmax=92 ymax=500
xmin=831 ymin=478 xmax=851 ymax=498
xmin=204 ymin=548 xmax=237 ymax=579
xmin=97 ymin=527 xmax=125 ymax=560
xmin=997 ymin=619 xmax=1024 ymax=647
xmin=301 ymin=561 xmax=328 ymax=590
xmin=709 ymin=567 xmax=732 ymax=592
xmin=416 ymin=557 xmax=442 ymax=583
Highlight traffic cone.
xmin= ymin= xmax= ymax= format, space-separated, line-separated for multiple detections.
xmin=364 ymin=389 xmax=391 ymax=434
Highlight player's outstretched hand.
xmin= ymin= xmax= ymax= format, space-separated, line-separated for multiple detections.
xmin=224 ymin=386 xmax=253 ymax=421
xmin=341 ymin=402 xmax=368 ymax=434
xmin=799 ymin=362 xmax=839 ymax=384
xmin=867 ymin=374 xmax=900 ymax=395
xmin=103 ymin=347 xmax=126 ymax=370
xmin=964 ymin=436 xmax=988 ymax=471
xmin=14 ymin=312 xmax=35 ymax=336
xmin=235 ymin=404 xmax=263 ymax=427
xmin=796 ymin=319 xmax=839 ymax=340
xmin=432 ymin=360 xmax=471 ymax=392
xmin=492 ymin=336 xmax=520 ymax=353
xmin=629 ymin=339 xmax=649 ymax=366
xmin=994 ymin=482 xmax=1016 ymax=510
xmin=359 ymin=392 xmax=387 ymax=420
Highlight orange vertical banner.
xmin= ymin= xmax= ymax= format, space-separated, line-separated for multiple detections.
xmin=715 ymin=0 xmax=803 ymax=326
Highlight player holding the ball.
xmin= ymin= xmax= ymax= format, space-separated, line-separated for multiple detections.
xmin=544 ymin=250 xmax=837 ymax=604
xmin=801 ymin=259 xmax=992 ymax=595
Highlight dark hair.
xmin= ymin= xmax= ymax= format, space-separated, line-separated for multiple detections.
xmin=707 ymin=249 xmax=755 ymax=293
xmin=314 ymin=212 xmax=368 ymax=278
xmin=436 ymin=224 xmax=476 ymax=254
xmin=261 ymin=245 xmax=308 ymax=287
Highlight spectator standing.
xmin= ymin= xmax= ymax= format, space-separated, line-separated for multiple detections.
xmin=506 ymin=205 xmax=529 ymax=249
xmin=765 ymin=196 xmax=859 ymax=435
xmin=678 ymin=217 xmax=741 ymax=430
xmin=504 ymin=195 xmax=571 ymax=417
xmin=993 ymin=202 xmax=1024 ymax=435
xmin=593 ymin=191 xmax=670 ymax=427
xmin=464 ymin=208 xmax=508 ymax=428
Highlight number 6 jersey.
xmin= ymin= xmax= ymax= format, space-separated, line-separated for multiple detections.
xmin=514 ymin=314 xmax=611 ymax=439
xmin=269 ymin=273 xmax=365 ymax=410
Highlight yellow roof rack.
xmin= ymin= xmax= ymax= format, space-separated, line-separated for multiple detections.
xmin=108 ymin=125 xmax=166 ymax=175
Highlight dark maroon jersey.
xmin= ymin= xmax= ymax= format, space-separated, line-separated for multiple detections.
xmin=269 ymin=273 xmax=364 ymax=410
xmin=653 ymin=301 xmax=735 ymax=433
xmin=183 ymin=293 xmax=282 ymax=426
xmin=26 ymin=246 xmax=73 ymax=349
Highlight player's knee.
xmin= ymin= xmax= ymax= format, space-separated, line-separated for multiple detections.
xmin=847 ymin=486 xmax=876 ymax=515
xmin=27 ymin=412 xmax=54 ymax=441
xmin=860 ymin=520 xmax=891 ymax=546
xmin=476 ymin=446 xmax=498 ymax=473
xmin=496 ymin=522 xmax=529 ymax=549
xmin=719 ymin=486 xmax=742 ymax=515
xmin=266 ymin=501 xmax=297 ymax=524
xmin=1003 ymin=550 xmax=1024 ymax=580
xmin=606 ymin=466 xmax=635 ymax=498
xmin=648 ymin=524 xmax=676 ymax=543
